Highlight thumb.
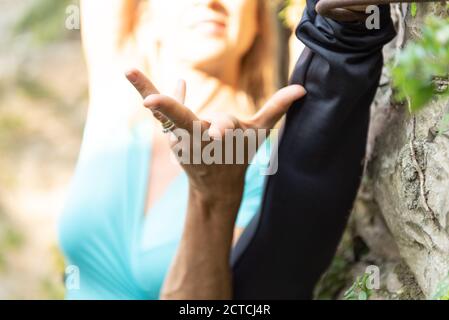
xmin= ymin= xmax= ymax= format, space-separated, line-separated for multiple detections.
xmin=250 ymin=85 xmax=306 ymax=129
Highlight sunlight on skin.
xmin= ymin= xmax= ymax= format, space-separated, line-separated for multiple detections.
xmin=124 ymin=65 xmax=306 ymax=300
xmin=132 ymin=0 xmax=264 ymax=118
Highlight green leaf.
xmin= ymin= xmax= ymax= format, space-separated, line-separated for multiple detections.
xmin=343 ymin=273 xmax=373 ymax=301
xmin=358 ymin=291 xmax=368 ymax=300
xmin=391 ymin=16 xmax=449 ymax=112
xmin=411 ymin=3 xmax=418 ymax=18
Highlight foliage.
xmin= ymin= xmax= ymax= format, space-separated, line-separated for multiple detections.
xmin=391 ymin=16 xmax=449 ymax=112
xmin=344 ymin=273 xmax=373 ymax=300
xmin=432 ymin=273 xmax=449 ymax=300
xmin=0 ymin=212 xmax=25 ymax=273
xmin=279 ymin=0 xmax=306 ymax=28
xmin=14 ymin=0 xmax=78 ymax=44
xmin=314 ymin=256 xmax=351 ymax=299
xmin=411 ymin=3 xmax=418 ymax=18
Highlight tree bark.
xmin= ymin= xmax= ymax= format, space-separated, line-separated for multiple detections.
xmin=364 ymin=2 xmax=449 ymax=298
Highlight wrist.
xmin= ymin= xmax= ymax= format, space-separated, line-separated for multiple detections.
xmin=187 ymin=184 xmax=243 ymax=236
xmin=188 ymin=182 xmax=243 ymax=209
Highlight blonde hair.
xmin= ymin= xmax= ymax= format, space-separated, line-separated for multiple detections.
xmin=119 ymin=0 xmax=276 ymax=107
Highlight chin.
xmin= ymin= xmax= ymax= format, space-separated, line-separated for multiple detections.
xmin=182 ymin=46 xmax=229 ymax=69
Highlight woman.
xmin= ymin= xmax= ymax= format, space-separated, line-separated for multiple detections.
xmin=59 ymin=0 xmax=304 ymax=299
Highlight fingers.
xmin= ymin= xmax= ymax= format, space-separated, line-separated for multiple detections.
xmin=250 ymin=85 xmax=306 ymax=129
xmin=125 ymin=68 xmax=159 ymax=98
xmin=203 ymin=113 xmax=239 ymax=140
xmin=346 ymin=5 xmax=368 ymax=12
xmin=144 ymin=94 xmax=199 ymax=132
xmin=126 ymin=69 xmax=304 ymax=136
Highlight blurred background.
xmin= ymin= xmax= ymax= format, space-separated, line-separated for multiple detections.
xmin=0 ymin=0 xmax=86 ymax=299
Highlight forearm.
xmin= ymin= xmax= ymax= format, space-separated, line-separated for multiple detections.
xmin=81 ymin=0 xmax=140 ymax=79
xmin=161 ymin=186 xmax=242 ymax=300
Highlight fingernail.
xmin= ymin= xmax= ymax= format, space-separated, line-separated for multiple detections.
xmin=143 ymin=95 xmax=152 ymax=106
xmin=125 ymin=70 xmax=137 ymax=83
xmin=293 ymin=85 xmax=306 ymax=94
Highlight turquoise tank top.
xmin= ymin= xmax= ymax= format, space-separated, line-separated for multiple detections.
xmin=58 ymin=115 xmax=269 ymax=300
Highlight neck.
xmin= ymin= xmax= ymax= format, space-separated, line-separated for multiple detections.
xmin=153 ymin=53 xmax=241 ymax=113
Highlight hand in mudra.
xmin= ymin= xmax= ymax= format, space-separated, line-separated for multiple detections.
xmin=126 ymin=69 xmax=306 ymax=204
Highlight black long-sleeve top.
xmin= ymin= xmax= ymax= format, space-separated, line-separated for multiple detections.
xmin=231 ymin=1 xmax=396 ymax=299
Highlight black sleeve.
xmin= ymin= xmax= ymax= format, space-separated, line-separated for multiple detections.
xmin=231 ymin=1 xmax=396 ymax=299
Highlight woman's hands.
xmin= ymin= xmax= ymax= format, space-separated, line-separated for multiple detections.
xmin=126 ymin=68 xmax=306 ymax=299
xmin=126 ymin=68 xmax=306 ymax=205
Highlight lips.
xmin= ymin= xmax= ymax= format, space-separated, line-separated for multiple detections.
xmin=188 ymin=10 xmax=228 ymax=35
xmin=197 ymin=19 xmax=226 ymax=28
xmin=193 ymin=19 xmax=227 ymax=36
